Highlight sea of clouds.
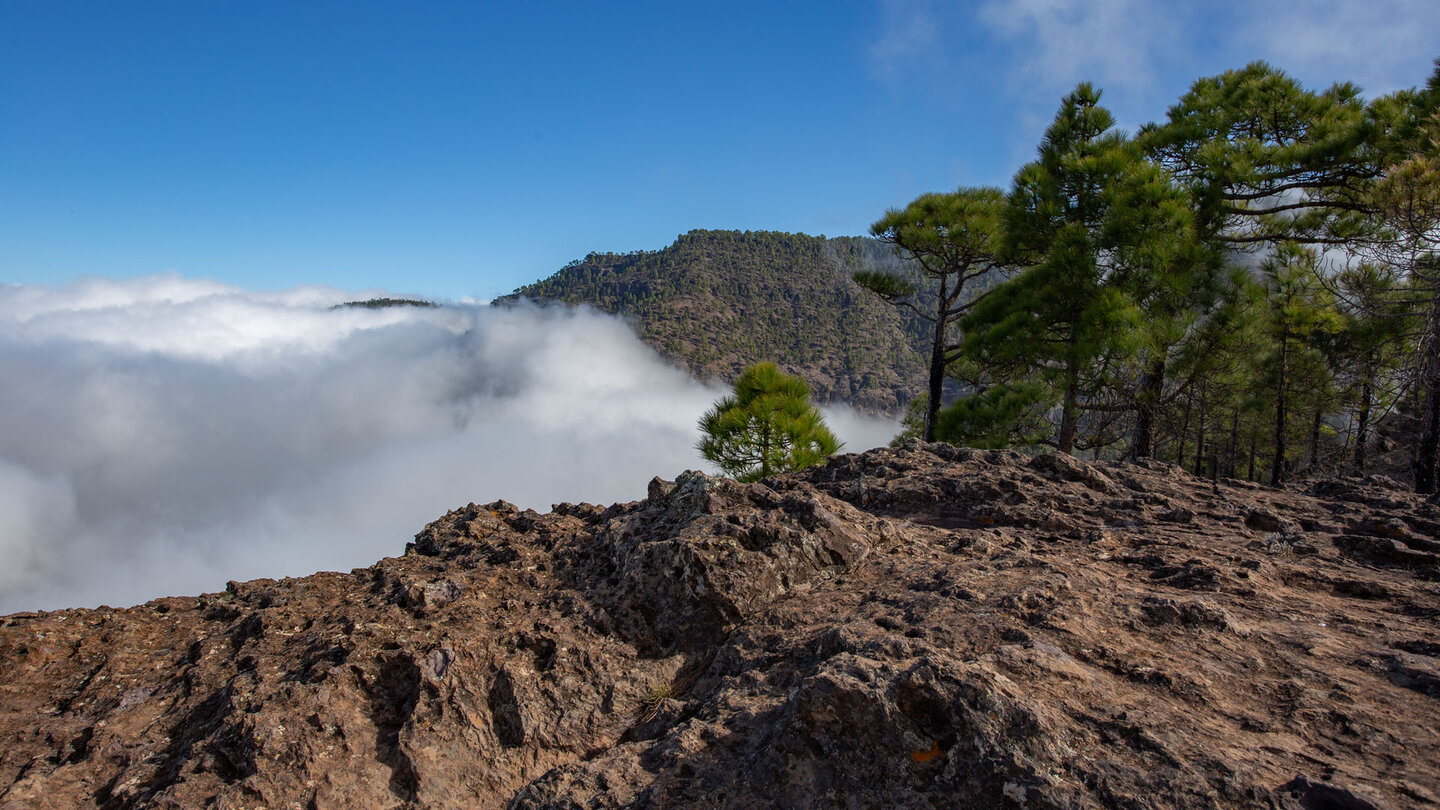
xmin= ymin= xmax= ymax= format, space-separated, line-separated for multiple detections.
xmin=0 ymin=276 xmax=898 ymax=613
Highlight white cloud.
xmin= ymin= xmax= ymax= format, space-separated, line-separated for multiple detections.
xmin=818 ymin=403 xmax=902 ymax=456
xmin=1231 ymin=0 xmax=1440 ymax=96
xmin=976 ymin=0 xmax=1174 ymax=98
xmin=0 ymin=459 xmax=77 ymax=590
xmin=970 ymin=0 xmax=1435 ymax=104
xmin=867 ymin=0 xmax=945 ymax=83
xmin=0 ymin=277 xmax=896 ymax=613
xmin=868 ymin=0 xmax=1436 ymax=173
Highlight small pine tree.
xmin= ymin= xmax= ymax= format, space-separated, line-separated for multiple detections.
xmin=697 ymin=363 xmax=842 ymax=482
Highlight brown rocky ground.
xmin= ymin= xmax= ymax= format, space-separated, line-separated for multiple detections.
xmin=1 ymin=443 xmax=1438 ymax=809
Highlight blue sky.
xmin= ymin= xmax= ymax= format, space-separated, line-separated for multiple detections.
xmin=3 ymin=1 xmax=1437 ymax=301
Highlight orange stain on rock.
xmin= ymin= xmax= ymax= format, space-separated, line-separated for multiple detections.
xmin=910 ymin=741 xmax=943 ymax=763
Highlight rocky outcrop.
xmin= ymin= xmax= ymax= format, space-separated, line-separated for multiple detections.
xmin=2 ymin=443 xmax=1438 ymax=808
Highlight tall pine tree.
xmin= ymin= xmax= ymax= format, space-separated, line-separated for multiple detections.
xmin=856 ymin=187 xmax=1009 ymax=441
xmin=1370 ymin=62 xmax=1440 ymax=492
xmin=1140 ymin=61 xmax=1382 ymax=250
xmin=957 ymin=84 xmax=1185 ymax=454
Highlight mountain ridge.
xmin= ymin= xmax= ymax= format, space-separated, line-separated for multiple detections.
xmin=495 ymin=229 xmax=935 ymax=415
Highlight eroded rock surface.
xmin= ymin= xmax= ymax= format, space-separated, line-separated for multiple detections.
xmin=2 ymin=443 xmax=1437 ymax=808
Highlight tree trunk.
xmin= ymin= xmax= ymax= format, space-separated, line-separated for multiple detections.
xmin=1414 ymin=288 xmax=1440 ymax=494
xmin=759 ymin=423 xmax=773 ymax=479
xmin=1058 ymin=378 xmax=1079 ymax=454
xmin=1271 ymin=325 xmax=1291 ymax=486
xmin=1308 ymin=404 xmax=1323 ymax=471
xmin=1176 ymin=393 xmax=1193 ymax=469
xmin=1129 ymin=357 xmax=1166 ymax=459
xmin=1228 ymin=408 xmax=1240 ymax=478
xmin=1247 ymin=430 xmax=1257 ymax=481
xmin=1058 ymin=337 xmax=1080 ymax=454
xmin=1355 ymin=376 xmax=1373 ymax=473
xmin=923 ymin=277 xmax=949 ymax=443
xmin=1193 ymin=390 xmax=1207 ymax=476
xmin=923 ymin=331 xmax=945 ymax=443
xmin=1417 ymin=384 xmax=1440 ymax=493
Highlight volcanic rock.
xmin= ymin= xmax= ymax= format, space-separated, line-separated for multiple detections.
xmin=2 ymin=443 xmax=1438 ymax=808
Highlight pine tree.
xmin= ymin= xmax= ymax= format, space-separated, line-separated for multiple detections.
xmin=1331 ymin=263 xmax=1412 ymax=472
xmin=1258 ymin=244 xmax=1344 ymax=484
xmin=856 ymin=187 xmax=1010 ymax=441
xmin=956 ymin=84 xmax=1160 ymax=454
xmin=1139 ymin=61 xmax=1382 ymax=249
xmin=1143 ymin=59 xmax=1440 ymax=491
xmin=1147 ymin=267 xmax=1263 ymax=473
xmin=1369 ymin=61 xmax=1440 ymax=492
xmin=697 ymin=363 xmax=842 ymax=482
xmin=1105 ymin=145 xmax=1215 ymax=460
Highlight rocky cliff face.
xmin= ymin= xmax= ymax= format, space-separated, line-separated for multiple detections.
xmin=2 ymin=444 xmax=1438 ymax=809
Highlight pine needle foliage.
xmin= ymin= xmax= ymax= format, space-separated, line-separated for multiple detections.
xmin=697 ymin=363 xmax=842 ymax=482
xmin=859 ymin=186 xmax=1010 ymax=441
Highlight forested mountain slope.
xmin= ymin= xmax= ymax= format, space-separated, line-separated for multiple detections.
xmin=496 ymin=229 xmax=931 ymax=414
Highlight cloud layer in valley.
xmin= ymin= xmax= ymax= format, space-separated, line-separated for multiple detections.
xmin=0 ymin=277 xmax=897 ymax=613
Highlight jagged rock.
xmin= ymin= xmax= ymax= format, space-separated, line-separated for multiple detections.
xmin=1158 ymin=506 xmax=1195 ymax=524
xmin=1 ymin=444 xmax=1437 ymax=808
xmin=1244 ymin=507 xmax=1291 ymax=533
xmin=1276 ymin=775 xmax=1389 ymax=810
xmin=1381 ymin=650 xmax=1440 ymax=698
xmin=1028 ymin=450 xmax=1118 ymax=494
xmin=1333 ymin=534 xmax=1440 ymax=575
xmin=1140 ymin=596 xmax=1248 ymax=634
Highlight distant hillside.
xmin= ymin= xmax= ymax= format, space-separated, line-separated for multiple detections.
xmin=331 ymin=297 xmax=437 ymax=310
xmin=496 ymin=229 xmax=932 ymax=414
